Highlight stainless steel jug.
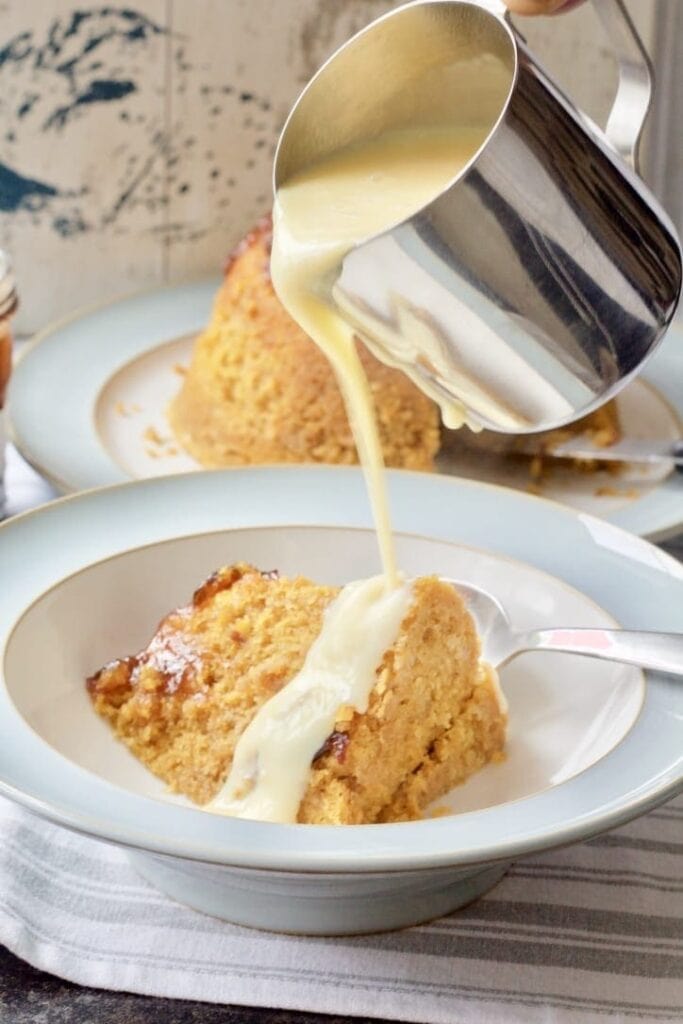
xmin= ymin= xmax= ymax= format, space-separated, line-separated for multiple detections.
xmin=274 ymin=0 xmax=681 ymax=433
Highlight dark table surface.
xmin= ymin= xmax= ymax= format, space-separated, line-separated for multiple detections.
xmin=2 ymin=444 xmax=682 ymax=1023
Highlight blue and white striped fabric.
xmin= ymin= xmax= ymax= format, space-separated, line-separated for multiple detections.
xmin=1 ymin=792 xmax=681 ymax=1024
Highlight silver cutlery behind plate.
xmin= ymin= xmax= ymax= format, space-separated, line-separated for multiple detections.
xmin=515 ymin=437 xmax=683 ymax=467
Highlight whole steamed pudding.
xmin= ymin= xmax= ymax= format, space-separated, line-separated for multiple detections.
xmin=169 ymin=218 xmax=441 ymax=472
xmin=168 ymin=215 xmax=622 ymax=478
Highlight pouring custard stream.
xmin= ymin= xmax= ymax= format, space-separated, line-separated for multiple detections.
xmin=211 ymin=126 xmax=492 ymax=823
xmin=270 ymin=125 xmax=487 ymax=587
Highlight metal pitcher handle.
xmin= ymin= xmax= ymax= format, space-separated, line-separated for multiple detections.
xmin=484 ymin=0 xmax=653 ymax=172
xmin=591 ymin=0 xmax=653 ymax=172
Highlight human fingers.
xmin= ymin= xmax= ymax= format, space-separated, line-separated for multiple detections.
xmin=503 ymin=0 xmax=585 ymax=15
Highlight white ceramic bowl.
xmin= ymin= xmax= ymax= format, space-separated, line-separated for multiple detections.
xmin=1 ymin=468 xmax=681 ymax=934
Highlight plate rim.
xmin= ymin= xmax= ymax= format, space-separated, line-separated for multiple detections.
xmin=8 ymin=276 xmax=220 ymax=493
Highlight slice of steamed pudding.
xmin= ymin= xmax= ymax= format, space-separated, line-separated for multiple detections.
xmin=87 ymin=564 xmax=506 ymax=824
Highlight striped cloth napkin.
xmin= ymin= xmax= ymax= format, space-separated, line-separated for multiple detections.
xmin=1 ymin=793 xmax=681 ymax=1023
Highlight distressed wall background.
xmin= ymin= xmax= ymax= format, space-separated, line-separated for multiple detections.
xmin=0 ymin=0 xmax=675 ymax=332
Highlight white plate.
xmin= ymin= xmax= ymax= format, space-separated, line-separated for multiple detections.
xmin=8 ymin=282 xmax=683 ymax=538
xmin=0 ymin=469 xmax=681 ymax=933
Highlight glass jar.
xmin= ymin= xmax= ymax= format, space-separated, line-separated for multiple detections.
xmin=0 ymin=250 xmax=18 ymax=519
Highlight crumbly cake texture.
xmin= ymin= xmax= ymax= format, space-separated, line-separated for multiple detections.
xmin=87 ymin=564 xmax=506 ymax=824
xmin=168 ymin=217 xmax=440 ymax=471
xmin=572 ymin=402 xmax=622 ymax=450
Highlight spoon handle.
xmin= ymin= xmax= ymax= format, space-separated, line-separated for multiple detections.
xmin=520 ymin=628 xmax=683 ymax=676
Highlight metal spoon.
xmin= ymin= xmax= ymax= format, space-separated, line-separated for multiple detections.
xmin=449 ymin=581 xmax=683 ymax=675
